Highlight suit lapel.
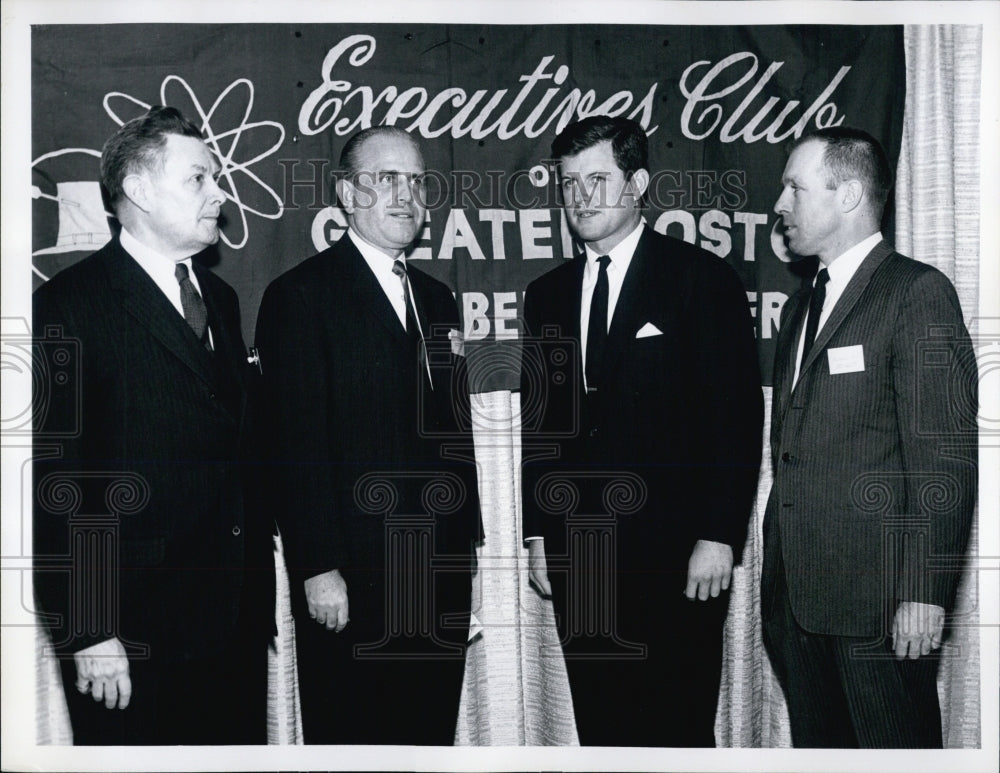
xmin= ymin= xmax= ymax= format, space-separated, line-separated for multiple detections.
xmin=103 ymin=238 xmax=216 ymax=388
xmin=600 ymin=230 xmax=650 ymax=381
xmin=797 ymin=241 xmax=893 ymax=379
xmin=564 ymin=254 xmax=586 ymax=386
xmin=196 ymin=264 xmax=246 ymax=425
xmin=341 ymin=238 xmax=411 ymax=352
xmin=774 ymin=289 xmax=808 ymax=419
xmin=404 ymin=268 xmax=434 ymax=339
xmin=570 ymin=254 xmax=585 ymax=339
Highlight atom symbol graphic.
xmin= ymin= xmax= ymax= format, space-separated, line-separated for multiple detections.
xmin=104 ymin=75 xmax=286 ymax=250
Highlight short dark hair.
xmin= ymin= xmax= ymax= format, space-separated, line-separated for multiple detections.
xmin=339 ymin=126 xmax=422 ymax=177
xmin=793 ymin=127 xmax=893 ymax=220
xmin=100 ymin=106 xmax=205 ymax=209
xmin=551 ymin=116 xmax=648 ymax=180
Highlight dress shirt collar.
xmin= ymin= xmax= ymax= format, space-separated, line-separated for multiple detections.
xmin=120 ymin=226 xmax=199 ymax=289
xmin=582 ymin=221 xmax=644 ymax=279
xmin=119 ymin=224 xmax=204 ymax=310
xmin=791 ymin=231 xmax=881 ymax=388
xmin=821 ymin=231 xmax=882 ymax=289
xmin=348 ymin=227 xmax=405 ymax=274
xmin=348 ymin=228 xmax=408 ymax=327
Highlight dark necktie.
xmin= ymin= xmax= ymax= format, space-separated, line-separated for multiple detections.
xmin=392 ymin=260 xmax=433 ymax=389
xmin=800 ymin=267 xmax=829 ymax=365
xmin=174 ymin=262 xmax=211 ymax=350
xmin=585 ymin=255 xmax=611 ymax=392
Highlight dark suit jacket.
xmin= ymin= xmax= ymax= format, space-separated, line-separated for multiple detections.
xmin=521 ymin=226 xmax=763 ymax=580
xmin=254 ymin=235 xmax=482 ymax=642
xmin=33 ymin=236 xmax=274 ymax=665
xmin=761 ymin=241 xmax=977 ymax=637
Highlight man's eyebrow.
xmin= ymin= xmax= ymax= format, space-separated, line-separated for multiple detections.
xmin=196 ymin=161 xmax=223 ymax=178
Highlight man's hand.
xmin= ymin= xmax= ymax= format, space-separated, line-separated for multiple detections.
xmin=892 ymin=601 xmax=945 ymax=659
xmin=305 ymin=569 xmax=349 ymax=631
xmin=685 ymin=540 xmax=733 ymax=601
xmin=527 ymin=539 xmax=552 ymax=597
xmin=74 ymin=638 xmax=131 ymax=710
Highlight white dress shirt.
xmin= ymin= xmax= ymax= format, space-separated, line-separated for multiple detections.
xmin=792 ymin=231 xmax=882 ymax=386
xmin=580 ymin=221 xmax=644 ymax=389
xmin=120 ymin=226 xmax=214 ymax=347
xmin=349 ymin=229 xmax=408 ymax=330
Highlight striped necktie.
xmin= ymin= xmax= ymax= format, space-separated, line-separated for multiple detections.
xmin=392 ymin=260 xmax=433 ymax=389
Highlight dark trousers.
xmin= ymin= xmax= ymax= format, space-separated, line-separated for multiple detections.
xmin=549 ymin=567 xmax=730 ymax=747
xmin=293 ymin=570 xmax=467 ymax=745
xmin=60 ymin=633 xmax=268 ymax=745
xmin=762 ymin=568 xmax=943 ymax=748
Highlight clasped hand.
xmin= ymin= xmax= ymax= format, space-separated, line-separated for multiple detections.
xmin=74 ymin=637 xmax=131 ymax=710
xmin=892 ymin=601 xmax=945 ymax=659
xmin=684 ymin=539 xmax=733 ymax=601
xmin=305 ymin=569 xmax=350 ymax=631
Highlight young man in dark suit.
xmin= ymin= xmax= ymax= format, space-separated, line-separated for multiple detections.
xmin=762 ymin=127 xmax=978 ymax=747
xmin=33 ymin=107 xmax=274 ymax=744
xmin=255 ymin=127 xmax=482 ymax=745
xmin=521 ymin=116 xmax=763 ymax=746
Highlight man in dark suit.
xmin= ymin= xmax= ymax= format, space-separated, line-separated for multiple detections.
xmin=254 ymin=126 xmax=482 ymax=745
xmin=761 ymin=127 xmax=977 ymax=747
xmin=522 ymin=116 xmax=763 ymax=746
xmin=33 ymin=106 xmax=274 ymax=744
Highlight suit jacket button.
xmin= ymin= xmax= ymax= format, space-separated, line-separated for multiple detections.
xmin=589 ymin=428 xmax=599 ymax=437
xmin=232 ymin=525 xmax=241 ymax=536
xmin=781 ymin=451 xmax=791 ymax=462
xmin=209 ymin=392 xmax=217 ymax=400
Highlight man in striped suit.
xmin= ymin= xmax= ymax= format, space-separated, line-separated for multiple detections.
xmin=33 ymin=107 xmax=274 ymax=744
xmin=761 ymin=127 xmax=978 ymax=747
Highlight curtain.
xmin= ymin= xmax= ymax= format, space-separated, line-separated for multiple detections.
xmin=36 ymin=24 xmax=983 ymax=749
xmin=894 ymin=24 xmax=983 ymax=750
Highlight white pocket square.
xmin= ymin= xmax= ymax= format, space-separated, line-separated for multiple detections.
xmin=635 ymin=322 xmax=663 ymax=339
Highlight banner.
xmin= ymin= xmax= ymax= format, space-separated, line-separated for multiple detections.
xmin=31 ymin=24 xmax=905 ymax=390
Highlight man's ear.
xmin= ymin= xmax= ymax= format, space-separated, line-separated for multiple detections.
xmin=628 ymin=168 xmax=650 ymax=204
xmin=121 ymin=173 xmax=151 ymax=213
xmin=840 ymin=179 xmax=864 ymax=214
xmin=336 ymin=178 xmax=355 ymax=214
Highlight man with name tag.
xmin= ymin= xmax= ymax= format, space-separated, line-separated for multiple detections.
xmin=254 ymin=126 xmax=481 ymax=744
xmin=762 ymin=127 xmax=978 ymax=747
xmin=521 ymin=116 xmax=763 ymax=746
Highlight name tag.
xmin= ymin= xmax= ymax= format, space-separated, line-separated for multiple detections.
xmin=828 ymin=345 xmax=865 ymax=374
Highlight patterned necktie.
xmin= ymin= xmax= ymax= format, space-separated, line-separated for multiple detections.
xmin=392 ymin=260 xmax=433 ymax=389
xmin=800 ymin=267 xmax=829 ymax=365
xmin=585 ymin=255 xmax=611 ymax=392
xmin=174 ymin=262 xmax=211 ymax=350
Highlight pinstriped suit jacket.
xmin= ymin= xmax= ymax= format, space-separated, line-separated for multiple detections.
xmin=761 ymin=241 xmax=977 ymax=637
xmin=33 ymin=236 xmax=275 ymax=665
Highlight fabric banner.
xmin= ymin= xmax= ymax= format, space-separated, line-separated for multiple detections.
xmin=31 ymin=23 xmax=904 ymax=390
